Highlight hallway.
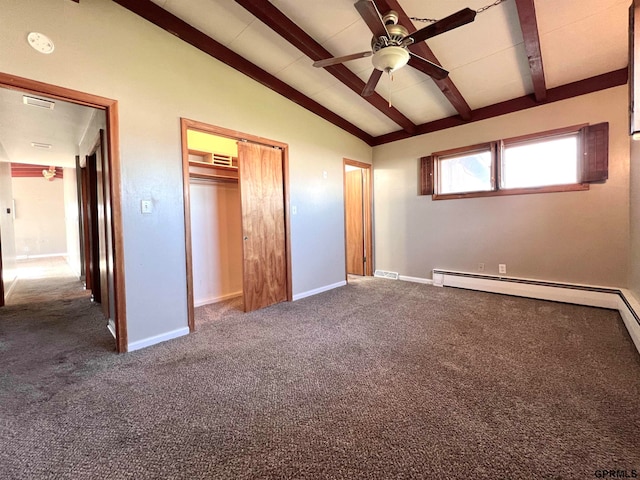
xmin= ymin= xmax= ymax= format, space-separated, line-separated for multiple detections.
xmin=0 ymin=256 xmax=115 ymax=382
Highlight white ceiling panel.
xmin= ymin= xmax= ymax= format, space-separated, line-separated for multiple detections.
xmin=378 ymin=81 xmax=459 ymax=125
xmin=272 ymin=0 xmax=364 ymax=45
xmin=534 ymin=0 xmax=629 ymax=35
xmin=309 ymin=82 xmax=402 ymax=137
xmin=0 ymin=88 xmax=96 ymax=168
xmin=427 ymin=0 xmax=522 ymax=71
xmin=228 ymin=21 xmax=305 ymax=75
xmin=538 ymin=1 xmax=629 ymax=88
xmin=162 ymin=0 xmax=256 ymax=46
xmin=277 ymin=57 xmax=344 ymax=98
xmin=449 ymin=43 xmax=533 ymax=110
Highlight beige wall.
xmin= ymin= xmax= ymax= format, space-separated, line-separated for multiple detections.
xmin=189 ymin=181 xmax=243 ymax=306
xmin=0 ymin=0 xmax=371 ymax=345
xmin=630 ymin=139 xmax=640 ymax=297
xmin=373 ymin=86 xmax=629 ymax=287
xmin=12 ymin=177 xmax=67 ymax=258
xmin=63 ymin=167 xmax=81 ymax=278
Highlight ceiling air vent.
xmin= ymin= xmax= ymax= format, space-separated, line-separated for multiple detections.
xmin=31 ymin=142 xmax=52 ymax=149
xmin=23 ymin=95 xmax=55 ymax=110
xmin=374 ymin=270 xmax=399 ymax=280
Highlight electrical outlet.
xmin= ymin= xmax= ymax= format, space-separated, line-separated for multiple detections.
xmin=478 ymin=263 xmax=485 ymax=272
xmin=499 ymin=264 xmax=507 ymax=274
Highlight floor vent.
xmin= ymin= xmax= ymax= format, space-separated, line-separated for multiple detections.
xmin=374 ymin=270 xmax=399 ymax=280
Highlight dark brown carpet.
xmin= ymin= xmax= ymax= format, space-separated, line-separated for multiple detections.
xmin=1 ymin=259 xmax=639 ymax=479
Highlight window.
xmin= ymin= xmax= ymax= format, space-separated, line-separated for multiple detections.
xmin=438 ymin=144 xmax=494 ymax=194
xmin=420 ymin=123 xmax=609 ymax=200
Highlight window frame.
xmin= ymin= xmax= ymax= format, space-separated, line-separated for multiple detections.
xmin=427 ymin=124 xmax=593 ymax=201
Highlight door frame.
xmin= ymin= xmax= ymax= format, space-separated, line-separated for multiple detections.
xmin=0 ymin=72 xmax=127 ymax=353
xmin=343 ymin=158 xmax=373 ymax=277
xmin=180 ymin=118 xmax=292 ymax=331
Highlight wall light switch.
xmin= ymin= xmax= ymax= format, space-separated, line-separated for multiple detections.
xmin=141 ymin=200 xmax=153 ymax=214
xmin=291 ymin=205 xmax=297 ymax=215
xmin=322 ymin=170 xmax=328 ymax=179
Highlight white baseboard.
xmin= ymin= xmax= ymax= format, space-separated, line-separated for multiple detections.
xmin=4 ymin=275 xmax=18 ymax=299
xmin=618 ymin=289 xmax=640 ymax=354
xmin=399 ymin=275 xmax=433 ymax=285
xmin=16 ymin=253 xmax=67 ymax=260
xmin=194 ymin=291 xmax=242 ymax=307
xmin=107 ymin=319 xmax=116 ymax=339
xmin=293 ymin=280 xmax=347 ymax=301
xmin=127 ymin=326 xmax=190 ymax=352
xmin=433 ymin=269 xmax=640 ymax=355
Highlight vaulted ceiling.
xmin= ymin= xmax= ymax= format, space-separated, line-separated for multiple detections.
xmin=114 ymin=0 xmax=630 ymax=146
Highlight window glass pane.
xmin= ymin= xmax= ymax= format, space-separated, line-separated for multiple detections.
xmin=502 ymin=135 xmax=578 ymax=189
xmin=438 ymin=150 xmax=492 ymax=194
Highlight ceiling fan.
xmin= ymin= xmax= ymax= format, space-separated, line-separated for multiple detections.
xmin=313 ymin=0 xmax=476 ymax=97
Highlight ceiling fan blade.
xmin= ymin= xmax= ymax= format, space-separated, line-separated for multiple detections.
xmin=404 ymin=8 xmax=476 ymax=45
xmin=408 ymin=54 xmax=449 ymax=80
xmin=362 ymin=69 xmax=383 ymax=97
xmin=313 ymin=51 xmax=373 ymax=68
xmin=354 ymin=0 xmax=389 ymax=38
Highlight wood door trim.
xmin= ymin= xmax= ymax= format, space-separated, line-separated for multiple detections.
xmin=180 ymin=118 xmax=293 ymax=330
xmin=0 ymin=72 xmax=127 ymax=353
xmin=343 ymin=159 xmax=374 ymax=277
xmin=180 ymin=119 xmax=195 ymax=332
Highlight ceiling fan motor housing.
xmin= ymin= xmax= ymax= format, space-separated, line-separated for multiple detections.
xmin=372 ymin=23 xmax=409 ymax=49
xmin=371 ymin=13 xmax=410 ymax=73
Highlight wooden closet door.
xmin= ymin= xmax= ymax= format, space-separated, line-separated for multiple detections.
xmin=238 ymin=142 xmax=287 ymax=312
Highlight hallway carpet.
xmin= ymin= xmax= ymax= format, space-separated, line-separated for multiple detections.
xmin=1 ymin=264 xmax=639 ymax=479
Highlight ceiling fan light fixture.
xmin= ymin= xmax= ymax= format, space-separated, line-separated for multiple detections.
xmin=372 ymin=46 xmax=410 ymax=73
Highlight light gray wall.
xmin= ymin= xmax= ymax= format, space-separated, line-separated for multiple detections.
xmin=373 ymin=86 xmax=630 ymax=287
xmin=630 ymin=139 xmax=640 ymax=297
xmin=0 ymin=161 xmax=17 ymax=293
xmin=12 ymin=177 xmax=67 ymax=258
xmin=0 ymin=0 xmax=371 ymax=344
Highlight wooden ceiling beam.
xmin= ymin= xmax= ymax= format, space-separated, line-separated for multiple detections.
xmin=372 ymin=68 xmax=628 ymax=145
xmin=514 ymin=0 xmax=547 ymax=102
xmin=234 ymin=0 xmax=416 ymax=134
xmin=374 ymin=0 xmax=472 ymax=121
xmin=112 ymin=0 xmax=374 ymax=145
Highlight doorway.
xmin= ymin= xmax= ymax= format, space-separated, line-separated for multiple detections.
xmin=343 ymin=159 xmax=373 ymax=278
xmin=181 ymin=118 xmax=292 ymax=331
xmin=0 ymin=72 xmax=126 ymax=352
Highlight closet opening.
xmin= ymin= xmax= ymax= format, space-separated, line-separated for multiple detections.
xmin=181 ymin=119 xmax=292 ymax=331
xmin=187 ymin=131 xmax=243 ymax=312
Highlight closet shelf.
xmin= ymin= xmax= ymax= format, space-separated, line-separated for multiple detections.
xmin=189 ymin=172 xmax=238 ymax=183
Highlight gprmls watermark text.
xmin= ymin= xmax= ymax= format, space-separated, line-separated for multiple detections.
xmin=594 ymin=470 xmax=638 ymax=478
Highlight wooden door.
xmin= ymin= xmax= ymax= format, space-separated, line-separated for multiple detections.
xmin=95 ymin=132 xmax=112 ymax=320
xmin=345 ymin=169 xmax=365 ymax=275
xmin=238 ymin=142 xmax=287 ymax=312
xmin=85 ymin=153 xmax=101 ymax=302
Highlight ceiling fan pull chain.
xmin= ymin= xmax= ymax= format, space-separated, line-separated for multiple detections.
xmin=388 ymin=71 xmax=393 ymax=108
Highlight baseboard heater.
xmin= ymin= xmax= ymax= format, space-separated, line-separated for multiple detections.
xmin=432 ymin=269 xmax=640 ymax=355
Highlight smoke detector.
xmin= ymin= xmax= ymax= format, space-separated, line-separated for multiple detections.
xmin=27 ymin=32 xmax=55 ymax=54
